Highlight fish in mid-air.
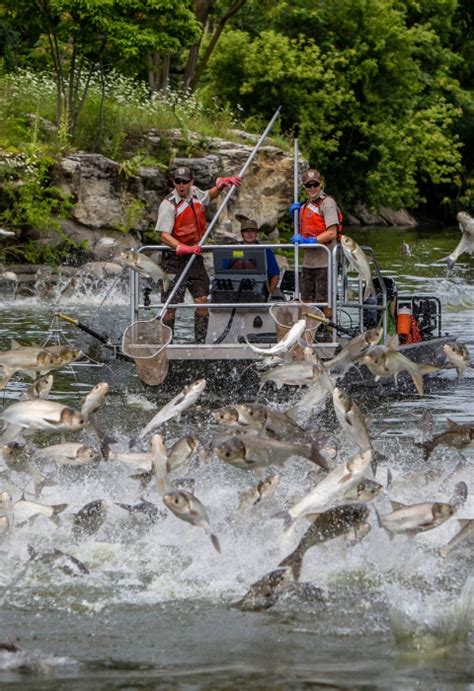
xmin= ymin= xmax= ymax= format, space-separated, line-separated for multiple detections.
xmin=377 ymin=482 xmax=467 ymax=535
xmin=415 ymin=419 xmax=474 ymax=460
xmin=340 ymin=235 xmax=375 ymax=299
xmin=130 ymin=379 xmax=206 ymax=447
xmin=362 ymin=340 xmax=438 ymax=395
xmin=446 ymin=211 xmax=474 ymax=269
xmin=244 ymin=319 xmax=307 ymax=356
xmin=443 ymin=342 xmax=470 ymax=380
xmin=163 ymin=490 xmax=221 ymax=553
xmin=119 ymin=250 xmax=173 ymax=288
xmin=278 ymin=503 xmax=370 ymax=580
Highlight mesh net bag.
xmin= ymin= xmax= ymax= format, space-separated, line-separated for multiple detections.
xmin=269 ymin=302 xmax=324 ymax=349
xmin=122 ymin=319 xmax=172 ymax=386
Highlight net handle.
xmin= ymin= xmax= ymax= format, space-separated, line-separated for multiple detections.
xmin=158 ymin=106 xmax=282 ymax=319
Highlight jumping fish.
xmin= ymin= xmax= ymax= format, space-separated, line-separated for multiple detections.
xmin=415 ymin=420 xmax=474 ymax=460
xmin=275 ymin=449 xmax=373 ymax=529
xmin=325 ymin=327 xmax=383 ymax=372
xmin=238 ymin=474 xmax=280 ymax=511
xmin=20 ymin=375 xmax=54 ymax=401
xmin=340 ymin=235 xmax=375 ymax=299
xmin=130 ymin=379 xmax=206 ymax=447
xmin=119 ymin=249 xmax=173 ymax=288
xmin=278 ymin=503 xmax=370 ymax=580
xmin=233 ymin=567 xmax=292 ymax=611
xmin=332 ymin=387 xmax=372 ymax=453
xmin=446 ymin=211 xmax=474 ymax=269
xmin=244 ymin=319 xmax=307 ymax=356
xmin=163 ymin=490 xmax=220 ymax=553
xmin=362 ymin=341 xmax=438 ymax=395
xmin=378 ymin=482 xmax=467 ymax=535
xmin=0 ymin=400 xmax=86 ymax=443
xmin=439 ymin=519 xmax=474 ymax=558
xmin=443 ymin=342 xmax=470 ymax=380
xmin=215 ymin=434 xmax=330 ymax=472
xmin=72 ymin=499 xmax=109 ymax=538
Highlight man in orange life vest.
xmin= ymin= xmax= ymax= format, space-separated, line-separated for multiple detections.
xmin=290 ymin=168 xmax=342 ymax=335
xmin=156 ymin=165 xmax=241 ymax=342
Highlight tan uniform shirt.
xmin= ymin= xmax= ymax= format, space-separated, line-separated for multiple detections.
xmin=302 ymin=194 xmax=339 ymax=269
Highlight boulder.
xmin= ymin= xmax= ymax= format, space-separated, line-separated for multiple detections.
xmin=378 ymin=207 xmax=417 ymax=226
xmin=352 ymin=203 xmax=387 ymax=226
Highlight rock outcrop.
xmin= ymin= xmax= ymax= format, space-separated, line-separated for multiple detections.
xmin=22 ymin=130 xmax=417 ymax=256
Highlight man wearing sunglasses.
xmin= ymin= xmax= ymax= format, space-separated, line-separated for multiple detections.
xmin=290 ymin=168 xmax=342 ymax=336
xmin=156 ymin=165 xmax=241 ymax=342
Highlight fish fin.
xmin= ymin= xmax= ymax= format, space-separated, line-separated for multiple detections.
xmin=273 ymin=510 xmax=294 ymax=532
xmin=386 ymin=467 xmax=393 ymax=490
xmin=340 ymin=472 xmax=353 ymax=483
xmin=53 ymin=503 xmax=68 ymax=515
xmin=386 ymin=335 xmax=399 ymax=351
xmin=10 ymin=340 xmax=22 ymax=349
xmin=363 ymin=280 xmax=375 ymax=301
xmin=389 ymin=500 xmax=406 ymax=511
xmin=210 ymin=534 xmax=221 ymax=554
xmin=374 ymin=506 xmax=383 ymax=529
xmin=278 ymin=550 xmax=303 ymax=582
xmin=115 ymin=502 xmax=133 ymax=513
xmin=285 ymin=406 xmax=300 ymax=422
xmin=449 ymin=481 xmax=468 ymax=509
xmin=308 ymin=441 xmax=330 ymax=471
xmin=446 ymin=418 xmax=460 ymax=429
xmin=414 ymin=440 xmax=432 ymax=461
xmin=128 ymin=436 xmax=139 ymax=449
xmin=410 ymin=371 xmax=425 ymax=396
xmin=457 ymin=519 xmax=472 ymax=527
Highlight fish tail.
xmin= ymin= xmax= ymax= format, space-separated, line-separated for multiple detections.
xmin=363 ymin=280 xmax=375 ymax=301
xmin=414 ymin=440 xmax=433 ymax=460
xmin=273 ymin=510 xmax=294 ymax=532
xmin=410 ymin=371 xmax=425 ymax=396
xmin=210 ymin=534 xmax=221 ymax=554
xmin=308 ymin=441 xmax=330 ymax=471
xmin=278 ymin=550 xmax=303 ymax=582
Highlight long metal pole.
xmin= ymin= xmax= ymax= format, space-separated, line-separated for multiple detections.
xmin=293 ymin=137 xmax=300 ymax=298
xmin=158 ymin=106 xmax=282 ymax=319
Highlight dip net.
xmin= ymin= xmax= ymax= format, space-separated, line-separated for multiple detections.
xmin=122 ymin=319 xmax=172 ymax=386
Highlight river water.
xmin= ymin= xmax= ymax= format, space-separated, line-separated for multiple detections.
xmin=0 ymin=226 xmax=473 ymax=689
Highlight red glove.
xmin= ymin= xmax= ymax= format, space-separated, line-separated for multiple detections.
xmin=176 ymin=243 xmax=201 ymax=256
xmin=216 ymin=175 xmax=242 ymax=190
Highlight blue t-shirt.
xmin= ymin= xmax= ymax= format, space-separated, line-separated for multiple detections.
xmin=265 ymin=248 xmax=280 ymax=279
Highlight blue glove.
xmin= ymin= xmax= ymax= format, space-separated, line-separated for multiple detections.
xmin=289 ymin=202 xmax=302 ymax=216
xmin=304 ymin=237 xmax=318 ymax=244
xmin=291 ymin=234 xmax=306 ymax=244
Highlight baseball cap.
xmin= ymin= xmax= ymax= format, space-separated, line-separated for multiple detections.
xmin=301 ymin=169 xmax=321 ymax=184
xmin=172 ymin=166 xmax=193 ymax=182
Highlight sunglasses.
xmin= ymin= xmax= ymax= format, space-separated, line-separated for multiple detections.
xmin=304 ymin=181 xmax=321 ymax=189
xmin=174 ymin=178 xmax=191 ymax=185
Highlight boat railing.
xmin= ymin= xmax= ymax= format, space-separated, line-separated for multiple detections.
xmin=129 ymin=242 xmax=333 ymax=328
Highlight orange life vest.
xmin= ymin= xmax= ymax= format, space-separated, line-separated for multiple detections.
xmin=300 ymin=193 xmax=343 ymax=241
xmin=168 ymin=193 xmax=207 ymax=245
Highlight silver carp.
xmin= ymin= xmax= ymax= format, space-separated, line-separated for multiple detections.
xmin=244 ymin=319 xmax=307 ymax=356
xmin=81 ymin=382 xmax=109 ymax=418
xmin=233 ymin=567 xmax=292 ymax=611
xmin=362 ymin=342 xmax=438 ymax=395
xmin=326 ymin=327 xmax=383 ymax=372
xmin=0 ymin=400 xmax=86 ymax=443
xmin=340 ymin=235 xmax=375 ymax=299
xmin=439 ymin=519 xmax=474 ymax=558
xmin=119 ymin=249 xmax=173 ymax=288
xmin=20 ymin=374 xmax=54 ymax=401
xmin=415 ymin=420 xmax=474 ymax=460
xmin=215 ymin=434 xmax=330 ymax=472
xmin=446 ymin=211 xmax=474 ymax=269
xmin=0 ymin=342 xmax=81 ymax=387
xmin=130 ymin=378 xmax=206 ymax=446
xmin=443 ymin=342 xmax=470 ymax=380
xmin=33 ymin=442 xmax=98 ymax=466
xmin=277 ymin=449 xmax=373 ymax=528
xmin=228 ymin=403 xmax=306 ymax=441
xmin=238 ymin=474 xmax=280 ymax=511
xmin=13 ymin=498 xmax=67 ymax=523
xmin=332 ymin=387 xmax=372 ymax=453
xmin=259 ymin=360 xmax=315 ymax=389
xmin=151 ymin=433 xmax=170 ymax=495
xmin=378 ymin=482 xmax=467 ymax=535
xmin=163 ymin=490 xmax=220 ymax=553
xmin=279 ymin=503 xmax=370 ymax=580
xmin=72 ymin=499 xmax=109 ymax=538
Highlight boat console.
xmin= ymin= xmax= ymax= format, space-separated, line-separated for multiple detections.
xmin=210 ymin=248 xmax=269 ymax=303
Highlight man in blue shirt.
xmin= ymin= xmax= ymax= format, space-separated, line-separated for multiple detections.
xmin=239 ymin=219 xmax=280 ymax=297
